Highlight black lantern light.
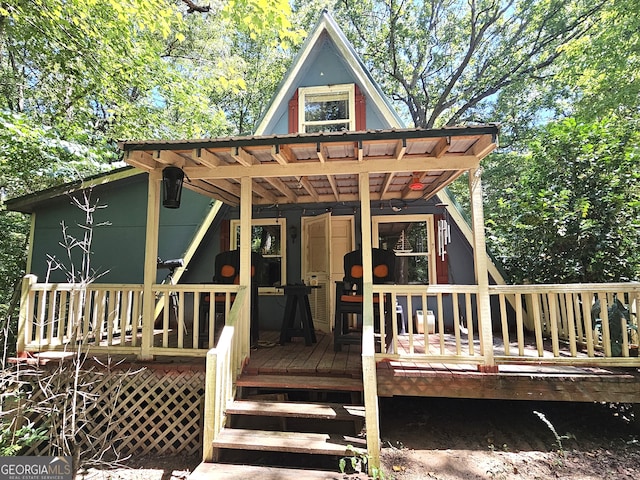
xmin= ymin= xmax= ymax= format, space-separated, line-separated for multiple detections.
xmin=162 ymin=166 xmax=184 ymax=209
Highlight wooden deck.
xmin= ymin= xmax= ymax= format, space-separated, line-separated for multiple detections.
xmin=246 ymin=330 xmax=640 ymax=404
xmin=246 ymin=330 xmax=363 ymax=378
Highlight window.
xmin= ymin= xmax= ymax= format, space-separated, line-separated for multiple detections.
xmin=298 ymin=84 xmax=355 ymax=133
xmin=372 ymin=215 xmax=436 ymax=284
xmin=231 ymin=218 xmax=286 ymax=293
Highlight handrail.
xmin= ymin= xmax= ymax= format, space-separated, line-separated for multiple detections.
xmin=202 ymin=286 xmax=248 ymax=462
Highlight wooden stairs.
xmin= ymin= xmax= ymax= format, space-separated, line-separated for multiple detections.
xmin=202 ymin=372 xmax=367 ymax=476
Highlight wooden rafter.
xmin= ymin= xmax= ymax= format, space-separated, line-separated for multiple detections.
xmin=231 ymin=147 xmax=258 ymax=166
xmin=298 ymin=177 xmax=320 ymax=202
xmin=327 ymin=175 xmax=340 ymax=201
xmin=262 ymin=177 xmax=297 ymax=202
xmin=194 ymin=148 xmax=222 ymax=168
xmin=155 ymin=150 xmax=186 ymax=166
xmin=271 ymin=144 xmax=289 ymax=165
xmin=433 ymin=137 xmax=450 ymax=158
xmin=126 ymin=151 xmax=156 ymax=170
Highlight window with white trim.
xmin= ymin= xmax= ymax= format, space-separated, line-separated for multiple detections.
xmin=231 ymin=218 xmax=286 ymax=292
xmin=298 ymin=84 xmax=355 ymax=133
xmin=372 ymin=215 xmax=436 ymax=284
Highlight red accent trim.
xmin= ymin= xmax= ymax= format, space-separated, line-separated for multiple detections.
xmin=355 ymin=84 xmax=365 ymax=130
xmin=220 ymin=219 xmax=230 ymax=251
xmin=288 ymin=89 xmax=299 ymax=134
xmin=435 ymin=214 xmax=449 ymax=284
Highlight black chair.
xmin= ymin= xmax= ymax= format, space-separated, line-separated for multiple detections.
xmin=334 ymin=248 xmax=396 ymax=351
xmin=200 ymin=249 xmax=262 ymax=347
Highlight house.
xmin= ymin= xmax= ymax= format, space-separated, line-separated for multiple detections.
xmin=7 ymin=10 xmax=639 ymax=475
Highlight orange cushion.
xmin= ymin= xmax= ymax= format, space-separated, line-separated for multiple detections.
xmin=215 ymin=293 xmax=237 ymax=302
xmin=350 ymin=265 xmax=363 ymax=278
xmin=220 ymin=264 xmax=236 ymax=278
xmin=373 ymin=264 xmax=388 ymax=278
xmin=340 ymin=294 xmax=380 ymax=303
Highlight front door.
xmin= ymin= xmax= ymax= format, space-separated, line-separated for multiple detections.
xmin=302 ymin=214 xmax=354 ymax=332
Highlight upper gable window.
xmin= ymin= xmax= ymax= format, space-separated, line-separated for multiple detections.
xmin=298 ymin=84 xmax=355 ymax=133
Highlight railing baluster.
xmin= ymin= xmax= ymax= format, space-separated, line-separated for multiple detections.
xmin=421 ymin=293 xmax=429 ymax=355
xmin=599 ymin=293 xmax=612 ymax=357
xmin=499 ymin=293 xmax=509 ymax=356
xmin=452 ymin=292 xmax=461 ymax=356
xmin=515 ymin=293 xmax=524 ymax=356
xmin=531 ymin=293 xmax=544 ymax=357
xmin=407 ymin=294 xmax=415 ymax=355
xmin=548 ymin=293 xmax=560 ymax=357
xmin=582 ymin=291 xmax=595 ymax=357
xmin=465 ymin=293 xmax=474 ymax=356
xmin=565 ymin=293 xmax=577 ymax=357
xmin=437 ymin=292 xmax=445 ymax=354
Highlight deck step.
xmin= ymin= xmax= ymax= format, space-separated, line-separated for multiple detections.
xmin=212 ymin=428 xmax=366 ymax=456
xmin=236 ymin=374 xmax=363 ymax=392
xmin=226 ymin=399 xmax=365 ymax=420
xmin=189 ymin=461 xmax=369 ymax=480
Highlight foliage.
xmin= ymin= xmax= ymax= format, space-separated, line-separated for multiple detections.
xmin=0 ymin=415 xmax=48 ymax=456
xmin=0 ymin=111 xmax=113 ymax=198
xmin=330 ymin=0 xmax=607 ymax=132
xmin=591 ymin=297 xmax=638 ymax=356
xmin=557 ymin=0 xmax=640 ymax=119
xmin=484 ymin=113 xmax=640 ymax=284
xmin=339 ymin=445 xmax=385 ymax=479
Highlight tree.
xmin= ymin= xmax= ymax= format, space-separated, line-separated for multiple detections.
xmin=485 ymin=113 xmax=640 ymax=284
xmin=0 ymin=0 xmax=302 ymax=142
xmin=556 ymin=0 xmax=640 ymax=119
xmin=330 ymin=0 xmax=607 ymax=134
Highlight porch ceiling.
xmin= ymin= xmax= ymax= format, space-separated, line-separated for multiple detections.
xmin=119 ymin=125 xmax=499 ymax=206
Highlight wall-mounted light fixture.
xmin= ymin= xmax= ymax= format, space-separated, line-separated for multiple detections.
xmin=162 ymin=166 xmax=184 ymax=209
xmin=289 ymin=225 xmax=298 ymax=243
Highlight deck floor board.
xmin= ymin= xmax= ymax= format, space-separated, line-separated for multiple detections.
xmin=246 ymin=330 xmax=639 ymax=404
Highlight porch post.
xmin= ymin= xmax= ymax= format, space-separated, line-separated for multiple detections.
xmin=359 ymin=172 xmax=382 ymax=473
xmin=239 ymin=175 xmax=252 ymax=356
xmin=140 ymin=170 xmax=161 ymax=360
xmin=469 ymin=168 xmax=495 ymax=369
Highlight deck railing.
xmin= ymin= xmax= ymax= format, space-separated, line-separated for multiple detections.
xmin=489 ymin=283 xmax=640 ymax=366
xmin=18 ymin=274 xmax=640 ymax=367
xmin=17 ymin=274 xmax=240 ymax=357
xmin=372 ymin=282 xmax=639 ymax=367
xmin=374 ymin=284 xmax=485 ymax=364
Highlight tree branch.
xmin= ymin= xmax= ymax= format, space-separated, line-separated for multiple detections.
xmin=181 ymin=0 xmax=210 ymax=14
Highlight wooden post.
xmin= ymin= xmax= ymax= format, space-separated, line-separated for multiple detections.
xmin=140 ymin=170 xmax=161 ymax=360
xmin=359 ymin=172 xmax=382 ymax=474
xmin=469 ymin=168 xmax=495 ymax=370
xmin=202 ymin=348 xmax=217 ymax=462
xmin=239 ymin=176 xmax=252 ymax=359
xmin=17 ymin=274 xmax=37 ymax=354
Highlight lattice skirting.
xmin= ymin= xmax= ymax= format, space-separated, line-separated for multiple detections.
xmin=13 ymin=364 xmax=205 ymax=457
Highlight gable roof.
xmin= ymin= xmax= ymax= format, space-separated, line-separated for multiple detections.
xmin=5 ymin=166 xmax=141 ymax=213
xmin=254 ymin=9 xmax=404 ymax=135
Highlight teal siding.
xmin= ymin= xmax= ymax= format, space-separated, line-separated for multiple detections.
xmin=29 ymin=174 xmax=212 ymax=284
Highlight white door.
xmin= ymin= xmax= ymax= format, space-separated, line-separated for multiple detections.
xmin=302 ymin=213 xmax=354 ymax=332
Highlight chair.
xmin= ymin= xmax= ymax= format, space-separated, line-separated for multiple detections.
xmin=200 ymin=249 xmax=262 ymax=348
xmin=334 ymin=248 xmax=396 ymax=351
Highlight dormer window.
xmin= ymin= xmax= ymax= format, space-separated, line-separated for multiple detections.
xmin=298 ymin=84 xmax=355 ymax=133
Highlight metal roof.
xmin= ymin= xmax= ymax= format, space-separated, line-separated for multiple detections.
xmin=119 ymin=125 xmax=499 ymax=207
